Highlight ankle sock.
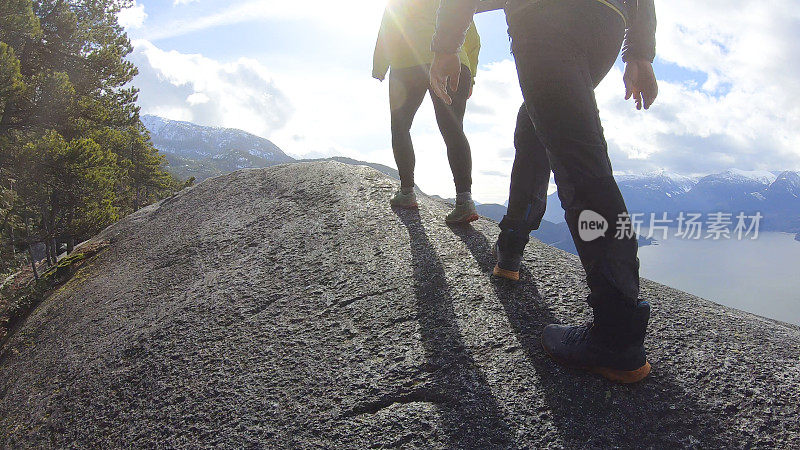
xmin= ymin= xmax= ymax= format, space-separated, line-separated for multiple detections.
xmin=401 ymin=186 xmax=414 ymax=194
xmin=456 ymin=191 xmax=472 ymax=204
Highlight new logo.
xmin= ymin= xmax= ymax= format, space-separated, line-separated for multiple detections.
xmin=578 ymin=210 xmax=608 ymax=242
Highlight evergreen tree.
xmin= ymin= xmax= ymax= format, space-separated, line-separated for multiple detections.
xmin=0 ymin=0 xmax=181 ymax=273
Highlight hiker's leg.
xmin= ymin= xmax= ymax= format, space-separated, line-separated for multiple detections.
xmin=430 ymin=65 xmax=473 ymax=195
xmin=506 ymin=0 xmax=650 ymax=383
xmin=509 ymin=0 xmax=640 ymax=308
xmin=504 ymin=103 xmax=551 ymax=233
xmin=493 ymin=104 xmax=551 ymax=281
xmin=390 ymin=65 xmax=430 ymax=191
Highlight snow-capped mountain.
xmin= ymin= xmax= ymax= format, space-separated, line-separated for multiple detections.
xmin=679 ymin=170 xmax=777 ymax=212
xmin=615 ymin=171 xmax=699 ymax=216
xmin=142 ymin=115 xmax=294 ymax=181
xmin=763 ymin=171 xmax=800 ymax=202
xmin=542 ymin=169 xmax=800 ymax=234
xmin=616 ymin=170 xmax=698 ymax=196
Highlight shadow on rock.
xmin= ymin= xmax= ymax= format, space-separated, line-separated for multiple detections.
xmin=448 ymin=223 xmax=727 ymax=448
xmin=394 ymin=208 xmax=514 ymax=448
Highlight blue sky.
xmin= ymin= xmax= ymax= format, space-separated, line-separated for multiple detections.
xmin=119 ymin=0 xmax=800 ymax=204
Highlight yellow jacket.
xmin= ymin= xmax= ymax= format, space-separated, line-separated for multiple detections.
xmin=372 ymin=0 xmax=481 ymax=83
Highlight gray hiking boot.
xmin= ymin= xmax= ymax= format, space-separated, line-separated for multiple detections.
xmin=492 ymin=228 xmax=529 ymax=281
xmin=445 ymin=199 xmax=479 ymax=224
xmin=390 ymin=189 xmax=418 ymax=209
xmin=542 ymin=300 xmax=652 ymax=383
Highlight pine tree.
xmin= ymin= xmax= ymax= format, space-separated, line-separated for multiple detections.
xmin=0 ymin=0 xmax=181 ymax=274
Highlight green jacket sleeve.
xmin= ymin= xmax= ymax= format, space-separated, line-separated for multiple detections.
xmin=372 ymin=8 xmax=393 ymax=80
xmin=431 ymin=0 xmax=479 ymax=54
xmin=464 ymin=23 xmax=481 ymax=83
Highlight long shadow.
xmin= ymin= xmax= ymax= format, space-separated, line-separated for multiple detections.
xmin=393 ymin=208 xmax=514 ymax=448
xmin=448 ymin=223 xmax=728 ymax=448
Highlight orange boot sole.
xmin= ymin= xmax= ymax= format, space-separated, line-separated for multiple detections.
xmin=542 ymin=341 xmax=652 ymax=384
xmin=446 ymin=213 xmax=480 ymax=224
xmin=591 ymin=362 xmax=652 ymax=384
xmin=493 ymin=265 xmax=520 ymax=281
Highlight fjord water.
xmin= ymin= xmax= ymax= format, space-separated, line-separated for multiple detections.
xmin=638 ymin=231 xmax=800 ymax=326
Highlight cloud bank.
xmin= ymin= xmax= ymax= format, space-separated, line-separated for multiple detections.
xmin=130 ymin=40 xmax=294 ymax=138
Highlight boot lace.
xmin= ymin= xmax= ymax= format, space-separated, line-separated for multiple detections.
xmin=563 ymin=323 xmax=593 ymax=346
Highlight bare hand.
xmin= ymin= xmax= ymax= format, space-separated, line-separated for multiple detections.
xmin=624 ymin=60 xmax=658 ymax=110
xmin=430 ymin=53 xmax=462 ymax=105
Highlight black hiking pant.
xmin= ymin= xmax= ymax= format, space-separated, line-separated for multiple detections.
xmin=389 ymin=64 xmax=473 ymax=193
xmin=503 ymin=0 xmax=641 ymax=311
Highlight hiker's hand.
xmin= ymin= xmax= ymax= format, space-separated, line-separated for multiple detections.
xmin=468 ymin=83 xmax=473 ymax=99
xmin=624 ymin=60 xmax=658 ymax=110
xmin=430 ymin=53 xmax=461 ymax=105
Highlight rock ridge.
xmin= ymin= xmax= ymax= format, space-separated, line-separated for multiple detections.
xmin=0 ymin=161 xmax=798 ymax=448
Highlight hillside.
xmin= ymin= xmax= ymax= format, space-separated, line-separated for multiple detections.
xmin=142 ymin=115 xmax=294 ymax=181
xmin=1 ymin=162 xmax=798 ymax=448
xmin=301 ymin=156 xmax=406 ymax=184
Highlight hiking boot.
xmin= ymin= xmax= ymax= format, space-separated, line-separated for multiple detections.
xmin=492 ymin=227 xmax=529 ymax=281
xmin=390 ymin=189 xmax=418 ymax=209
xmin=542 ymin=301 xmax=651 ymax=384
xmin=445 ymin=199 xmax=479 ymax=224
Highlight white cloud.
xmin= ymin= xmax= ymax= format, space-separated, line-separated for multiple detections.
xmin=649 ymin=1 xmax=799 ymax=167
xmin=143 ymin=0 xmax=384 ymax=41
xmin=117 ymin=1 xmax=147 ymax=29
xmin=268 ymin=66 xmax=393 ymax=163
xmin=462 ymin=60 xmax=526 ymax=202
xmin=173 ymin=0 xmax=199 ymax=5
xmin=587 ymin=0 xmax=800 ymax=175
xmin=186 ymin=92 xmax=210 ymax=105
xmin=461 ymin=1 xmax=800 ymax=183
xmin=130 ymin=40 xmax=294 ymax=138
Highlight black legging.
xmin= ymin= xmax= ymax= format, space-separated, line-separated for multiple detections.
xmin=389 ymin=64 xmax=473 ymax=193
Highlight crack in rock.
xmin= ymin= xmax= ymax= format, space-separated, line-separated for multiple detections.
xmin=331 ymin=288 xmax=399 ymax=309
xmin=343 ymin=389 xmax=448 ymax=418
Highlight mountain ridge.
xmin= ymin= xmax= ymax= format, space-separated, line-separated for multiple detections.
xmin=142 ymin=115 xmax=799 ymax=234
xmin=544 ymin=170 xmax=800 ymax=233
xmin=142 ymin=115 xmax=294 ymax=181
